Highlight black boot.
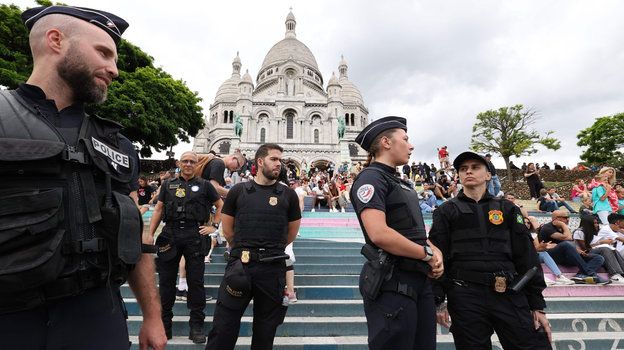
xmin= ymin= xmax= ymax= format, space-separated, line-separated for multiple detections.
xmin=189 ymin=327 xmax=206 ymax=344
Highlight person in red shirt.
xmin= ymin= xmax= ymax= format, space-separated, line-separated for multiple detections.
xmin=438 ymin=146 xmax=450 ymax=169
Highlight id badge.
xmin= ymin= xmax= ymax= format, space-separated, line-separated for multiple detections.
xmin=494 ymin=276 xmax=507 ymax=293
xmin=241 ymin=250 xmax=250 ymax=264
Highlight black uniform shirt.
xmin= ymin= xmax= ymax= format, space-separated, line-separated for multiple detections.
xmin=351 ymin=162 xmax=395 ymax=214
xmin=158 ymin=176 xmax=219 ymax=206
xmin=16 ymin=83 xmax=139 ymax=192
xmin=222 ymin=181 xmax=301 ymax=221
xmin=428 ymin=190 xmax=546 ymax=310
xmin=201 ymin=158 xmax=226 ymax=187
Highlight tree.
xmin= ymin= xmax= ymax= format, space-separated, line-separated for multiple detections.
xmin=576 ymin=113 xmax=624 ymax=166
xmin=470 ymin=104 xmax=561 ymax=181
xmin=0 ymin=2 xmax=204 ymax=157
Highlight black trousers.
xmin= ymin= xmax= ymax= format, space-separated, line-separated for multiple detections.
xmin=206 ymin=259 xmax=287 ymax=350
xmin=360 ymin=265 xmax=436 ymax=350
xmin=156 ymin=224 xmax=206 ymax=332
xmin=0 ymin=286 xmax=129 ymax=350
xmin=447 ymin=282 xmax=542 ymax=349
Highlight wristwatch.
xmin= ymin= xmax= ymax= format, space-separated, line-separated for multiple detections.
xmin=211 ymin=222 xmax=220 ymax=229
xmin=421 ymin=244 xmax=434 ymax=262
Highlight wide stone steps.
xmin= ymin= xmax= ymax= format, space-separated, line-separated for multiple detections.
xmin=125 ymin=214 xmax=624 ymax=349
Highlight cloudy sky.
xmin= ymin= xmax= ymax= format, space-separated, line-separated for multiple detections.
xmin=10 ymin=0 xmax=624 ymax=168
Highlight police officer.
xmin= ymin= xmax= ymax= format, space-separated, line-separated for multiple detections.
xmin=148 ymin=151 xmax=223 ymax=343
xmin=0 ymin=6 xmax=166 ymax=349
xmin=350 ymin=116 xmax=444 ymax=350
xmin=429 ymin=151 xmax=551 ymax=349
xmin=206 ymin=143 xmax=301 ymax=350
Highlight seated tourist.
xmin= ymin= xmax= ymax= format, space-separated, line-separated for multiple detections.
xmin=418 ymin=182 xmax=437 ymax=213
xmin=578 ymin=195 xmax=593 ymax=216
xmin=537 ymin=188 xmax=558 ymax=213
xmin=311 ymin=180 xmax=330 ymax=212
xmin=546 ymin=187 xmax=577 ymax=213
xmin=596 ymin=213 xmax=624 ymax=258
xmin=574 ymin=214 xmax=624 ymax=284
xmin=538 ymin=210 xmax=609 ymax=284
xmin=571 ymin=179 xmax=590 ymax=202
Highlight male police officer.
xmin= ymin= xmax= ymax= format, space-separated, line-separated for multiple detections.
xmin=429 ymin=151 xmax=551 ymax=349
xmin=0 ymin=5 xmax=166 ymax=349
xmin=206 ymin=143 xmax=301 ymax=350
xmin=148 ymin=151 xmax=223 ymax=343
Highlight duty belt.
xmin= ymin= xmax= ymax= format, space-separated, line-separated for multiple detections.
xmin=450 ymin=269 xmax=516 ymax=293
xmin=230 ymin=248 xmax=288 ymax=263
xmin=166 ymin=219 xmax=200 ymax=229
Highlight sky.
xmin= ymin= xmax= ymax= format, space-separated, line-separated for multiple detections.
xmin=9 ymin=0 xmax=624 ymax=169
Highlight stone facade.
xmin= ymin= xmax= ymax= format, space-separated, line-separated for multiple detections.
xmin=192 ymin=11 xmax=369 ymax=170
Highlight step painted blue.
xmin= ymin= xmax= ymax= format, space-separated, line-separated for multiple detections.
xmin=203 ymin=263 xmax=363 ymax=275
xmin=161 ymin=274 xmax=361 ymax=286
xmin=210 ymin=247 xmax=363 ymax=256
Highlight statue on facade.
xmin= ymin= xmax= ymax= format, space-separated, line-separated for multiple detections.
xmin=233 ymin=114 xmax=243 ymax=137
xmin=337 ymin=115 xmax=346 ymax=139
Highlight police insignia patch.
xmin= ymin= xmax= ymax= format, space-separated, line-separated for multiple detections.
xmin=517 ymin=214 xmax=524 ymax=224
xmin=269 ymin=197 xmax=278 ymax=206
xmin=191 ymin=185 xmax=200 ymax=192
xmin=357 ymin=184 xmax=374 ymax=204
xmin=488 ymin=210 xmax=503 ymax=225
xmin=175 ymin=188 xmax=186 ymax=198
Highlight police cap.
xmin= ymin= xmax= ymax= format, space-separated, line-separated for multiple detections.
xmin=155 ymin=235 xmax=177 ymax=261
xmin=224 ymin=260 xmax=251 ymax=298
xmin=453 ymin=151 xmax=491 ymax=172
xmin=22 ymin=5 xmax=128 ymax=46
xmin=355 ymin=116 xmax=407 ymax=152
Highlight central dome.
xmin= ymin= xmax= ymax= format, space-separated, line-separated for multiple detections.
xmin=260 ymin=37 xmax=319 ymax=71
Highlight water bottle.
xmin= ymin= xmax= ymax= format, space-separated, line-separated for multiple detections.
xmin=282 ymin=292 xmax=289 ymax=307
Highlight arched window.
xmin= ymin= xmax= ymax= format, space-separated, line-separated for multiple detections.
xmin=286 ymin=113 xmax=294 ymax=139
xmin=351 ymin=113 xmax=355 ymax=126
xmin=223 ymin=111 xmax=228 ymax=123
xmin=260 ymin=128 xmax=266 ymax=143
xmin=345 ymin=113 xmax=349 ymax=126
xmin=314 ymin=129 xmax=319 ymax=144
xmin=229 ymin=111 xmax=234 ymax=124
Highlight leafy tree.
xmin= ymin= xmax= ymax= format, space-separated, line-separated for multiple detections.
xmin=0 ymin=1 xmax=204 ymax=157
xmin=470 ymin=104 xmax=561 ymax=180
xmin=576 ymin=113 xmax=624 ymax=166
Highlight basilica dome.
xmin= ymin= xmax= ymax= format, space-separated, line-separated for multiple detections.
xmin=215 ymin=52 xmax=242 ymax=102
xmin=260 ymin=38 xmax=319 ymax=72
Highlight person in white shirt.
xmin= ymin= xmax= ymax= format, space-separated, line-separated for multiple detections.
xmin=596 ymin=213 xmax=624 ymax=259
xmin=575 ymin=214 xmax=624 ymax=283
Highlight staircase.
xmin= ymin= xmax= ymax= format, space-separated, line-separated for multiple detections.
xmin=125 ymin=210 xmax=624 ymax=349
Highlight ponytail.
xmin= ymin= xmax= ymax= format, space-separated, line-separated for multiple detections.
xmin=363 ymin=152 xmax=374 ymax=168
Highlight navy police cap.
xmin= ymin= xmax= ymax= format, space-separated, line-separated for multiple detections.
xmin=453 ymin=151 xmax=491 ymax=172
xmin=22 ymin=5 xmax=128 ymax=46
xmin=355 ymin=116 xmax=407 ymax=152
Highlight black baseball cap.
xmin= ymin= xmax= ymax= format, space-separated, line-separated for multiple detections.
xmin=453 ymin=151 xmax=491 ymax=172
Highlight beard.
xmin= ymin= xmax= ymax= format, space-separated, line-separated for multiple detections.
xmin=57 ymin=47 xmax=108 ymax=104
xmin=262 ymin=165 xmax=279 ymax=181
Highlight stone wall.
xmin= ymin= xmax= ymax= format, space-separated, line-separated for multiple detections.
xmin=499 ymin=169 xmax=624 ymax=199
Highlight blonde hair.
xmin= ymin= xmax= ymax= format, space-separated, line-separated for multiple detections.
xmin=594 ymin=173 xmax=608 ymax=182
xmin=362 ymin=129 xmax=399 ymax=168
xmin=599 ymin=167 xmax=616 ymax=185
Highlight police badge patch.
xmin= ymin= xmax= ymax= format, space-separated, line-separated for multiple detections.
xmin=269 ymin=197 xmax=278 ymax=206
xmin=357 ymin=184 xmax=374 ymax=204
xmin=176 ymin=188 xmax=186 ymax=198
xmin=489 ymin=210 xmax=504 ymax=225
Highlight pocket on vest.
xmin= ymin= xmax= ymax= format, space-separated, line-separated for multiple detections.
xmin=0 ymin=188 xmax=65 ymax=293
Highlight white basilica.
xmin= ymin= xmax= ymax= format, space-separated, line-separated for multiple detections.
xmin=192 ymin=11 xmax=369 ymax=169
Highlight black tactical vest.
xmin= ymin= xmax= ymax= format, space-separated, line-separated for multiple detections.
xmin=161 ymin=177 xmax=211 ymax=222
xmin=353 ymin=167 xmax=428 ymax=247
xmin=0 ymin=90 xmax=142 ymax=313
xmin=233 ymin=181 xmax=291 ymax=249
xmin=447 ymin=196 xmax=512 ymax=261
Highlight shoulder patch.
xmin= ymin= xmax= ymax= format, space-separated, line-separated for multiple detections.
xmin=357 ymin=184 xmax=375 ymax=204
xmin=517 ymin=214 xmax=524 ymax=224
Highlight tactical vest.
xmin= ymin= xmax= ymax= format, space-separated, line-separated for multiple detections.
xmin=161 ymin=177 xmax=211 ymax=222
xmin=0 ymin=90 xmax=143 ymax=313
xmin=233 ymin=181 xmax=291 ymax=249
xmin=353 ymin=167 xmax=428 ymax=246
xmin=446 ymin=196 xmax=512 ymax=261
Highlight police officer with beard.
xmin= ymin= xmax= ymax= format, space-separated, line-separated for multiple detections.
xmin=206 ymin=143 xmax=301 ymax=350
xmin=429 ymin=151 xmax=551 ymax=349
xmin=351 ymin=116 xmax=444 ymax=350
xmin=0 ymin=6 xmax=166 ymax=349
xmin=148 ymin=151 xmax=223 ymax=343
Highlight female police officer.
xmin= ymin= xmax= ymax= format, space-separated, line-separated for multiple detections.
xmin=350 ymin=116 xmax=444 ymax=349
